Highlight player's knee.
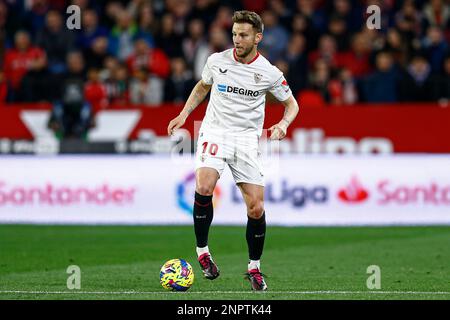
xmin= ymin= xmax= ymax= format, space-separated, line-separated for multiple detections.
xmin=196 ymin=184 xmax=215 ymax=196
xmin=247 ymin=200 xmax=264 ymax=219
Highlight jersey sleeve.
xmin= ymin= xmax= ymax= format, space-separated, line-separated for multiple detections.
xmin=269 ymin=73 xmax=292 ymax=102
xmin=201 ymin=55 xmax=214 ymax=85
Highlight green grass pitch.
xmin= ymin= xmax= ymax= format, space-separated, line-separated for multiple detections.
xmin=0 ymin=225 xmax=449 ymax=300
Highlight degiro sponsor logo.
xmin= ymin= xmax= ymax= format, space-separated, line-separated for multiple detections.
xmin=217 ymin=84 xmax=262 ymax=97
xmin=232 ymin=180 xmax=328 ymax=208
xmin=177 ymin=172 xmax=222 ymax=215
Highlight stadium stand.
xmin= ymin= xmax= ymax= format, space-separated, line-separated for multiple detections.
xmin=0 ymin=0 xmax=449 ymax=138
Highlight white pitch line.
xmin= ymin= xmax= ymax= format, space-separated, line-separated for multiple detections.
xmin=1 ymin=290 xmax=450 ymax=295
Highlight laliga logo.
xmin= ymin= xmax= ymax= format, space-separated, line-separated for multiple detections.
xmin=338 ymin=176 xmax=369 ymax=203
xmin=177 ymin=172 xmax=221 ymax=215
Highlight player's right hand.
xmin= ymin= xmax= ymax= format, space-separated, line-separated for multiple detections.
xmin=167 ymin=114 xmax=186 ymax=136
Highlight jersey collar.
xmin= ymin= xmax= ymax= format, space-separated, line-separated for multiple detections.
xmin=233 ymin=48 xmax=260 ymax=64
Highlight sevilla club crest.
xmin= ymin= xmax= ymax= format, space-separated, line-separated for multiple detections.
xmin=254 ymin=73 xmax=263 ymax=83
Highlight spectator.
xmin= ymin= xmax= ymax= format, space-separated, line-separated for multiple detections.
xmin=164 ymin=57 xmax=196 ymax=103
xmin=137 ymin=2 xmax=159 ymax=37
xmin=104 ymin=63 xmax=129 ymax=105
xmin=381 ymin=28 xmax=410 ymax=66
xmin=0 ymin=70 xmax=7 ymax=103
xmin=438 ymin=55 xmax=450 ymax=101
xmin=363 ymin=51 xmax=399 ymax=103
xmin=167 ymin=0 xmax=192 ymax=36
xmin=70 ymin=0 xmax=92 ymax=12
xmin=84 ymin=36 xmax=110 ymax=70
xmin=155 ymin=13 xmax=184 ymax=58
xmin=100 ymin=1 xmax=124 ymax=30
xmin=99 ymin=55 xmax=119 ymax=82
xmin=328 ymin=68 xmax=358 ymax=105
xmin=35 ymin=10 xmax=76 ymax=74
xmin=268 ymin=0 xmax=293 ymax=31
xmin=241 ymin=0 xmax=268 ymax=14
xmin=48 ymin=51 xmax=92 ymax=139
xmin=108 ymin=9 xmax=152 ymax=61
xmin=336 ymin=32 xmax=372 ymax=79
xmin=330 ymin=0 xmax=363 ymax=33
xmin=126 ymin=0 xmax=149 ymax=20
xmin=308 ymin=34 xmax=338 ymax=68
xmin=422 ymin=26 xmax=449 ymax=73
xmin=259 ymin=10 xmax=289 ymax=62
xmin=3 ymin=30 xmax=47 ymax=102
xmin=22 ymin=0 xmax=51 ymax=36
xmin=212 ymin=6 xmax=233 ymax=32
xmin=0 ymin=13 xmax=6 ymax=70
xmin=327 ymin=15 xmax=349 ymax=52
xmin=398 ymin=55 xmax=440 ymax=102
xmin=188 ymin=0 xmax=219 ymax=30
xmin=76 ymin=9 xmax=108 ymax=50
xmin=340 ymin=67 xmax=358 ymax=105
xmin=194 ymin=25 xmax=230 ymax=80
xmin=84 ymin=68 xmax=108 ymax=114
xmin=359 ymin=25 xmax=385 ymax=53
xmin=20 ymin=57 xmax=52 ymax=102
xmin=0 ymin=0 xmax=21 ymax=43
xmin=126 ymin=38 xmax=170 ymax=79
xmin=295 ymin=0 xmax=327 ymax=33
xmin=182 ymin=19 xmax=208 ymax=69
xmin=129 ymin=67 xmax=163 ymax=105
xmin=307 ymin=58 xmax=332 ymax=102
xmin=422 ymin=0 xmax=450 ymax=31
xmin=282 ymin=33 xmax=308 ymax=95
xmin=290 ymin=13 xmax=318 ymax=52
xmin=395 ymin=0 xmax=422 ymax=47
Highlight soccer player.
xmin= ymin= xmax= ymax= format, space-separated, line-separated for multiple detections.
xmin=167 ymin=10 xmax=299 ymax=291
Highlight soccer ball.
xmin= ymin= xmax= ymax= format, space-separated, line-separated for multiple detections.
xmin=160 ymin=258 xmax=194 ymax=291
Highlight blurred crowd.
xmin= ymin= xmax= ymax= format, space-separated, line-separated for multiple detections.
xmin=0 ymin=0 xmax=449 ymax=137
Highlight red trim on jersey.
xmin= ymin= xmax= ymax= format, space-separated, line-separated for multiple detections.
xmin=247 ymin=51 xmax=260 ymax=64
xmin=233 ymin=48 xmax=260 ymax=64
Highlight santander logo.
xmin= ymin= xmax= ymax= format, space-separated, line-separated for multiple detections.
xmin=0 ymin=181 xmax=136 ymax=206
xmin=337 ymin=176 xmax=369 ymax=203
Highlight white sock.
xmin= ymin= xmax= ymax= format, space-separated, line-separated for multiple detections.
xmin=248 ymin=260 xmax=260 ymax=271
xmin=196 ymin=246 xmax=210 ymax=257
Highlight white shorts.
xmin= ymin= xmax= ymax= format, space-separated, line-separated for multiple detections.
xmin=195 ymin=130 xmax=264 ymax=186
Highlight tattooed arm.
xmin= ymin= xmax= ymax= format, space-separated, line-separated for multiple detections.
xmin=268 ymin=96 xmax=299 ymax=140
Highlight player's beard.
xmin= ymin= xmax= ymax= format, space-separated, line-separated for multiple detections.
xmin=235 ymin=45 xmax=254 ymax=58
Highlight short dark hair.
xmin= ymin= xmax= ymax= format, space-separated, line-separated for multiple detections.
xmin=232 ymin=10 xmax=264 ymax=33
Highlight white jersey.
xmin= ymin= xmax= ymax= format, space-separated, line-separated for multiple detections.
xmin=200 ymin=48 xmax=292 ymax=137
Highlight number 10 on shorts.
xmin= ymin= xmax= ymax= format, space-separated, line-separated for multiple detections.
xmin=202 ymin=141 xmax=219 ymax=156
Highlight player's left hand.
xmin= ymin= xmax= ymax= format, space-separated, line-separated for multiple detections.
xmin=268 ymin=122 xmax=287 ymax=140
